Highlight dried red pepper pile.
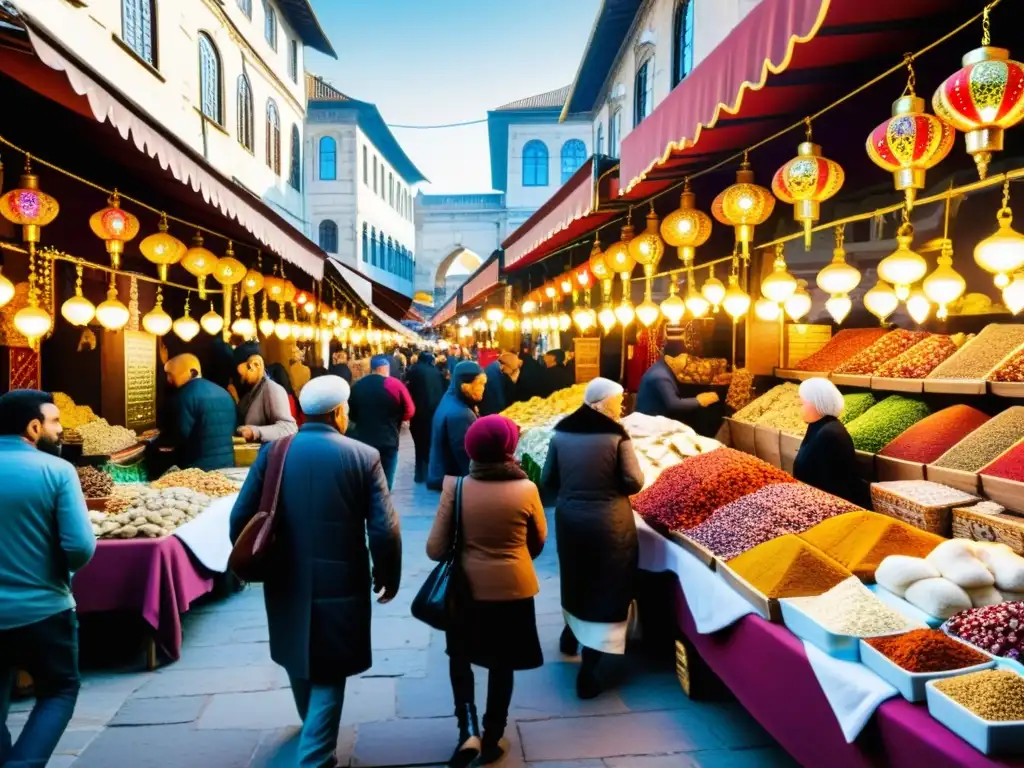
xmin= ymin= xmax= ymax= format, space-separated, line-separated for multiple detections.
xmin=833 ymin=330 xmax=931 ymax=376
xmin=879 ymin=405 xmax=992 ymax=464
xmin=792 ymin=328 xmax=889 ymax=373
xmin=980 ymin=440 xmax=1024 ymax=482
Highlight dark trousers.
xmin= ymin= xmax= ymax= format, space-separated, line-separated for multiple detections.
xmin=411 ymin=426 xmax=430 ymax=484
xmin=448 ymin=656 xmax=514 ymax=735
xmin=0 ymin=610 xmax=81 ymax=768
xmin=378 ymin=446 xmax=399 ymax=491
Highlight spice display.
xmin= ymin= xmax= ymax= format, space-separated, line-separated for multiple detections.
xmin=90 ymin=487 xmax=213 ymax=539
xmin=787 ymin=577 xmax=920 ymax=636
xmin=151 ymin=468 xmax=241 ymax=497
xmin=725 ymin=368 xmax=755 ymax=411
xmin=980 ymin=440 xmax=1024 ymax=482
xmin=991 ymin=345 xmax=1024 ymax=382
xmin=879 ymin=406 xmax=992 ymax=464
xmin=687 ymin=483 xmax=859 ymax=560
xmin=103 ymin=485 xmax=144 ymax=517
xmin=791 ymin=328 xmax=889 ymax=373
xmin=875 ymin=334 xmax=970 ymax=379
xmin=945 ymin=603 xmax=1024 ymax=662
xmin=928 ymin=324 xmax=1024 ymax=380
xmin=76 ymin=466 xmax=113 ymax=499
xmin=866 ymin=629 xmax=990 ymax=672
xmin=845 ymin=395 xmax=931 ymax=454
xmin=840 ymin=393 xmax=877 ymax=425
xmin=732 ymin=383 xmax=799 ymax=423
xmin=727 ymin=534 xmax=852 ymax=599
xmin=500 ymin=384 xmax=586 ymax=431
xmin=799 ymin=511 xmax=944 ymax=582
xmin=833 ymin=330 xmax=931 ymax=376
xmin=755 ymin=402 xmax=808 ymax=436
xmin=75 ymin=418 xmax=138 ymax=456
xmin=873 ymin=480 xmax=980 ymax=508
xmin=632 ymin=447 xmax=795 ymax=531
xmin=665 ymin=353 xmax=729 ymax=384
xmin=933 ymin=407 xmax=1024 ymax=472
xmin=933 ymin=670 xmax=1024 ymax=722
xmin=53 ymin=391 xmax=98 ymax=430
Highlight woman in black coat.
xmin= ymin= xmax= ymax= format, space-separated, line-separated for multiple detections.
xmin=405 ymin=351 xmax=446 ymax=483
xmin=793 ymin=378 xmax=863 ymax=505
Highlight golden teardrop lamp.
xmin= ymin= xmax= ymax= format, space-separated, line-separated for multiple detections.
xmin=95 ymin=275 xmax=130 ymax=331
xmin=142 ymin=287 xmax=173 ymax=337
xmin=864 ymin=279 xmax=899 ymax=322
xmin=722 ymin=258 xmax=751 ymax=320
xmin=659 ymin=277 xmax=686 ymax=325
xmin=89 ymin=191 xmax=140 ymax=271
xmin=139 ymin=213 xmax=186 ymax=282
xmin=598 ymin=305 xmax=617 ymax=333
xmin=784 ymin=280 xmax=812 ymax=322
xmin=1004 ymin=269 xmax=1024 ymax=314
xmin=258 ymin=293 xmax=275 ymax=337
xmin=922 ymin=194 xmax=966 ymax=319
xmin=172 ymin=297 xmax=200 ymax=342
xmin=906 ymin=288 xmax=932 ymax=325
xmin=13 ymin=247 xmax=51 ymax=346
xmin=816 ymin=227 xmax=862 ymax=324
xmin=711 ymin=152 xmax=775 ymax=256
xmin=60 ymin=263 xmax=95 ymax=327
xmin=201 ymin=302 xmax=225 ymax=336
xmin=181 ymin=233 xmax=217 ymax=299
xmin=877 ymin=214 xmax=927 ymax=300
xmin=974 ymin=180 xmax=1024 ymax=288
xmin=685 ymin=270 xmax=710 ymax=318
xmin=754 ymin=296 xmax=781 ymax=322
xmin=661 ymin=179 xmax=712 ymax=265
xmin=761 ymin=244 xmax=798 ymax=304
xmin=701 ymin=264 xmax=726 ymax=313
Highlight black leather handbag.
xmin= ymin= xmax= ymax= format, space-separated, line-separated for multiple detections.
xmin=411 ymin=477 xmax=465 ymax=631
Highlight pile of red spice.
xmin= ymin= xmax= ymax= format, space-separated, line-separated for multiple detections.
xmin=632 ymin=447 xmax=795 ymax=531
xmin=792 ymin=328 xmax=889 ymax=373
xmin=866 ymin=629 xmax=990 ymax=673
xmin=980 ymin=440 xmax=1024 ymax=482
xmin=879 ymin=405 xmax=991 ymax=464
xmin=833 ymin=330 xmax=931 ymax=376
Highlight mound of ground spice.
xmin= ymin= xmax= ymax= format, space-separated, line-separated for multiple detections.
xmin=866 ymin=629 xmax=990 ymax=673
xmin=792 ymin=328 xmax=889 ymax=373
xmin=798 ymin=511 xmax=945 ymax=582
xmin=879 ymin=405 xmax=991 ymax=464
xmin=833 ymin=330 xmax=932 ymax=376
xmin=980 ymin=440 xmax=1024 ymax=482
xmin=726 ymin=534 xmax=852 ymax=599
xmin=632 ymin=447 xmax=795 ymax=531
xmin=933 ymin=670 xmax=1024 ymax=722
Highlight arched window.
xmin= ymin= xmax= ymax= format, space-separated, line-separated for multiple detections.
xmin=319 ymin=220 xmax=338 ymax=254
xmin=198 ymin=33 xmax=222 ymax=123
xmin=362 ymin=223 xmax=369 ymax=262
xmin=609 ymin=110 xmax=622 ymax=158
xmin=371 ymin=227 xmax=377 ymax=266
xmin=561 ymin=139 xmax=587 ymax=184
xmin=522 ymin=140 xmax=548 ymax=187
xmin=596 ymin=123 xmax=605 ymax=156
xmin=122 ymin=0 xmax=155 ymax=66
xmin=634 ymin=50 xmax=654 ymax=126
xmin=265 ymin=100 xmax=280 ymax=174
xmin=672 ymin=0 xmax=695 ymax=87
xmin=288 ymin=125 xmax=301 ymax=190
xmin=263 ymin=0 xmax=277 ymax=50
xmin=319 ymin=136 xmax=336 ymax=180
xmin=236 ymin=74 xmax=254 ymax=151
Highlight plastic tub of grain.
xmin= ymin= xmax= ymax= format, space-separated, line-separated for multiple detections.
xmin=780 ymin=431 xmax=802 ymax=474
xmin=860 ymin=633 xmax=994 ymax=702
xmin=870 ymin=480 xmax=979 ymax=536
xmin=926 ymin=670 xmax=1024 ymax=755
xmin=952 ymin=503 xmax=1024 ymax=556
xmin=725 ymin=418 xmax=756 ymax=456
xmin=753 ymin=424 xmax=782 ymax=468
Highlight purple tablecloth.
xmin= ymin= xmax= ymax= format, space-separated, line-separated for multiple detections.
xmin=673 ymin=583 xmax=1024 ymax=768
xmin=72 ymin=538 xmax=215 ymax=660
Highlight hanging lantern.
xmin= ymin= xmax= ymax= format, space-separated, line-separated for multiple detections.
xmin=817 ymin=226 xmax=862 ymax=305
xmin=485 ymin=306 xmax=505 ymax=324
xmin=544 ymin=284 xmax=557 ymax=301
xmin=349 ymin=327 xmax=366 ymax=345
xmin=61 ymin=262 xmax=95 ymax=327
xmin=701 ymin=264 xmax=726 ymax=312
xmin=604 ymin=216 xmax=637 ymax=276
xmin=755 ymin=296 xmax=781 ymax=321
xmin=263 ymin=274 xmax=286 ymax=304
xmin=0 ymin=156 xmax=60 ymax=247
xmin=95 ymin=276 xmax=130 ymax=331
xmin=864 ymin=279 xmax=899 ymax=322
xmin=213 ymin=242 xmax=245 ymax=287
xmin=685 ymin=270 xmax=710 ymax=319
xmin=502 ymin=316 xmax=517 ymax=332
xmin=589 ymin=239 xmax=611 ymax=282
xmin=906 ymin=288 xmax=932 ymax=325
xmin=614 ymin=299 xmax=635 ymax=328
xmin=635 ymin=295 xmax=660 ymax=327
xmin=661 ymin=179 xmax=712 ymax=265
xmin=521 ymin=317 xmax=533 ymax=333
xmin=139 ymin=213 xmax=187 ymax=282
xmin=258 ymin=294 xmax=275 ymax=337
xmin=572 ymin=304 xmax=596 ymax=333
xmin=711 ymin=153 xmax=775 ymax=256
xmin=784 ymin=279 xmax=812 ymax=322
xmin=201 ymin=302 xmax=225 ymax=336
xmin=172 ymin=297 xmax=200 ymax=342
xmin=932 ymin=8 xmax=1024 ymax=180
xmin=598 ymin=305 xmax=617 ymax=333
xmin=629 ymin=205 xmax=665 ymax=270
xmin=274 ymin=318 xmax=292 ymax=340
xmin=975 ymin=181 xmax=1024 ymax=288
xmin=923 ymin=241 xmax=966 ymax=320
xmin=521 ymin=296 xmax=538 ymax=314
xmin=181 ymin=233 xmax=217 ymax=299
xmin=142 ymin=287 xmax=173 ymax=337
xmin=88 ymin=191 xmax=140 ymax=270
xmin=243 ymin=268 xmax=264 ymax=297
xmin=660 ymin=277 xmax=686 ymax=325
xmin=557 ymin=313 xmax=572 ymax=332
xmin=761 ymin=244 xmax=798 ymax=304
xmin=1004 ymin=269 xmax=1024 ymax=314
xmin=559 ymin=275 xmax=573 ymax=295
xmin=825 ymin=295 xmax=853 ymax=325
xmin=231 ymin=315 xmax=256 ymax=340
xmin=13 ymin=304 xmax=51 ymax=344
xmin=535 ymin=315 xmax=550 ymax=332
xmin=575 ymin=265 xmax=592 ymax=289
xmin=877 ymin=218 xmax=927 ymax=300
xmin=773 ymin=125 xmax=845 ymax=248
xmin=723 ymin=271 xmax=751 ymax=320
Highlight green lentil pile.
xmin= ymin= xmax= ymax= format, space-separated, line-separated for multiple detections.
xmin=927 ymin=324 xmax=1024 ymax=380
xmin=840 ymin=393 xmax=877 ymax=425
xmin=932 ymin=406 xmax=1024 ymax=472
xmin=933 ymin=670 xmax=1024 ymax=722
xmin=845 ymin=395 xmax=931 ymax=454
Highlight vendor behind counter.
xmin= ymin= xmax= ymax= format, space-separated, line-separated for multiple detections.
xmin=158 ymin=354 xmax=236 ymax=471
xmin=635 ymin=340 xmax=720 ymax=434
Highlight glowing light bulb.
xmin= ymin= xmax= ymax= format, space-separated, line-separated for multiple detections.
xmin=825 ymin=295 xmax=852 ymax=324
xmin=755 ymin=297 xmax=781 ymax=321
xmin=906 ymin=289 xmax=931 ymax=325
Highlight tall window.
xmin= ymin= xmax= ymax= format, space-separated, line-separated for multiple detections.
xmin=198 ymin=33 xmax=221 ymax=123
xmin=319 ymin=136 xmax=336 ymax=180
xmin=522 ymin=140 xmax=549 ymax=187
xmin=380 ymin=166 xmax=386 ymax=200
xmin=389 ymin=173 xmax=394 ymax=207
xmin=596 ymin=123 xmax=605 ymax=156
xmin=370 ymin=227 xmax=377 ymax=266
xmin=289 ymin=40 xmax=298 ymax=83
xmin=319 ymin=220 xmax=338 ymax=253
xmin=236 ymin=74 xmax=254 ymax=151
xmin=263 ymin=1 xmax=277 ymax=50
xmin=634 ymin=53 xmax=654 ymax=126
xmin=122 ymin=0 xmax=155 ymax=66
xmin=362 ymin=224 xmax=369 ymax=261
xmin=288 ymin=125 xmax=301 ymax=190
xmin=609 ymin=110 xmax=622 ymax=158
xmin=237 ymin=0 xmax=252 ymax=17
xmin=561 ymin=139 xmax=587 ymax=183
xmin=372 ymin=157 xmax=378 ymax=193
xmin=363 ymin=146 xmax=368 ymax=185
xmin=672 ymin=0 xmax=695 ymax=87
xmin=266 ymin=100 xmax=281 ymax=174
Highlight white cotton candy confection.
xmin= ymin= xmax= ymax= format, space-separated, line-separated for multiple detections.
xmin=966 ymin=585 xmax=1006 ymax=608
xmin=904 ymin=577 xmax=973 ymax=619
xmin=925 ymin=539 xmax=995 ymax=589
xmin=875 ymin=555 xmax=941 ymax=597
xmin=974 ymin=542 xmax=1024 ymax=592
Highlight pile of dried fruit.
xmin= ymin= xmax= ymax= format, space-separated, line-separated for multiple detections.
xmin=928 ymin=324 xmax=1024 ymax=379
xmin=725 ymin=369 xmax=754 ymax=411
xmin=878 ymin=405 xmax=991 ymax=464
xmin=76 ymin=466 xmax=113 ymax=499
xmin=980 ymin=440 xmax=1024 ymax=482
xmin=792 ymin=328 xmax=889 ymax=373
xmin=53 ymin=392 xmax=98 ymax=431
xmin=833 ymin=330 xmax=931 ymax=376
xmin=76 ymin=419 xmax=138 ymax=456
xmin=840 ymin=393 xmax=877 ymax=425
xmin=501 ymin=384 xmax=587 ymax=431
xmin=102 ymin=486 xmax=144 ymax=517
xmin=945 ymin=602 xmax=1024 ymax=662
xmin=874 ymin=334 xmax=968 ymax=379
xmin=786 ymin=577 xmax=921 ymax=636
xmin=152 ymin=468 xmax=241 ymax=497
xmin=933 ymin=670 xmax=1024 ymax=722
xmin=632 ymin=447 xmax=795 ymax=531
xmin=845 ymin=395 xmax=931 ymax=453
xmin=727 ymin=534 xmax=852 ymax=598
xmin=90 ymin=487 xmax=213 ymax=539
xmin=686 ymin=483 xmax=858 ymax=560
xmin=732 ymin=383 xmax=799 ymax=423
xmin=991 ymin=345 xmax=1024 ymax=382
xmin=933 ymin=407 xmax=1024 ymax=472
xmin=665 ymin=353 xmax=728 ymax=385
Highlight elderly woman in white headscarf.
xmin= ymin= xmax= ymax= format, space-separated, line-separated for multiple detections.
xmin=793 ymin=377 xmax=860 ymax=504
xmin=542 ymin=377 xmax=644 ymax=699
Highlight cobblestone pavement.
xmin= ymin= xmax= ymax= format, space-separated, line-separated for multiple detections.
xmin=11 ymin=436 xmax=795 ymax=767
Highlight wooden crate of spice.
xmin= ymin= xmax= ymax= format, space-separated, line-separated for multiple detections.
xmin=926 ymin=465 xmax=981 ymax=495
xmin=754 ymin=425 xmax=782 ymax=468
xmin=871 ymin=377 xmax=924 ymax=394
xmin=725 ymin=418 xmax=756 ymax=456
xmin=952 ymin=504 xmax=1024 ymax=555
xmin=831 ymin=373 xmax=872 ymax=389
xmin=669 ymin=531 xmax=717 ymax=570
xmin=876 ymin=454 xmax=926 ymax=482
xmin=854 ymin=450 xmax=876 ymax=483
xmin=980 ymin=475 xmax=1024 ymax=515
xmin=870 ymin=483 xmax=979 ymax=537
xmin=717 ymin=562 xmax=782 ymax=622
xmin=780 ymin=432 xmax=802 ymax=474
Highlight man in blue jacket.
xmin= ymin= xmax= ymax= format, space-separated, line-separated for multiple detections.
xmin=163 ymin=354 xmax=236 ymax=470
xmin=0 ymin=389 xmax=95 ymax=767
xmin=427 ymin=361 xmax=487 ymax=490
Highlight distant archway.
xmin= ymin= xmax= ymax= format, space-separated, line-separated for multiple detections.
xmin=434 ymin=246 xmax=483 ymax=304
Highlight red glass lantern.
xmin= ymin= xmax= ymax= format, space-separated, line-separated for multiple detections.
xmin=89 ymin=190 xmax=140 ymax=270
xmin=0 ymin=157 xmax=59 ymax=247
xmin=773 ymin=131 xmax=844 ymax=249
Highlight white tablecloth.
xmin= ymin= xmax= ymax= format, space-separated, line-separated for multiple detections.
xmin=172 ymin=493 xmax=237 ymax=573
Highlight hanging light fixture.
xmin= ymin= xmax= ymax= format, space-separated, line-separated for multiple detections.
xmin=201 ymin=302 xmax=225 ymax=336
xmin=932 ymin=6 xmax=1024 ymax=180
xmin=485 ymin=306 xmax=505 ymax=324
xmin=825 ymin=295 xmax=853 ymax=325
xmin=660 ymin=275 xmax=686 ymax=325
xmin=661 ymin=179 xmax=713 ymax=265
xmin=170 ymin=297 xmax=199 ymax=341
xmin=95 ymin=275 xmax=130 ymax=331
xmin=89 ymin=191 xmax=140 ymax=270
xmin=61 ymin=262 xmax=95 ymax=327
xmin=614 ymin=299 xmax=635 ymax=328
xmin=784 ymin=279 xmax=812 ymax=322
xmin=711 ymin=152 xmax=776 ymax=256
xmin=631 ymin=204 xmax=665 ymax=329
xmin=598 ymin=305 xmax=617 ymax=333
xmin=12 ymin=247 xmax=51 ymax=345
xmin=773 ymin=120 xmax=845 ymax=248
xmin=684 ymin=269 xmax=710 ymax=319
xmin=906 ymin=288 xmax=932 ymax=325
xmin=142 ymin=287 xmax=173 ymax=336
xmin=635 ymin=295 xmax=661 ymax=327
xmin=701 ymin=263 xmax=726 ymax=312
xmin=864 ymin=279 xmax=899 ymax=322
xmin=1003 ymin=269 xmax=1024 ymax=314
xmin=1 ymin=156 xmax=60 ymax=250
xmin=761 ymin=244 xmax=798 ymax=304
xmin=502 ymin=316 xmax=517 ymax=332
xmin=755 ymin=296 xmax=781 ymax=321
xmin=521 ymin=317 xmax=533 ymax=333
xmin=923 ymin=193 xmax=966 ymax=319
xmin=274 ymin=316 xmax=292 ymax=340
xmin=181 ymin=233 xmax=217 ymax=299
xmin=975 ymin=180 xmax=1024 ymax=288
xmin=535 ymin=314 xmax=550 ymax=332
xmin=139 ymin=213 xmax=186 ymax=282
xmin=604 ymin=214 xmax=637 ymax=277
xmin=559 ymin=275 xmax=573 ymax=295
xmin=723 ymin=258 xmax=751 ymax=319
xmin=349 ymin=327 xmax=366 ymax=345
xmin=572 ymin=304 xmax=596 ymax=334
xmin=877 ymin=212 xmax=927 ymax=300
xmin=817 ymin=226 xmax=862 ymax=322
xmin=557 ymin=313 xmax=572 ymax=332
xmin=231 ymin=314 xmax=255 ymax=340
xmin=543 ymin=284 xmax=557 ymax=301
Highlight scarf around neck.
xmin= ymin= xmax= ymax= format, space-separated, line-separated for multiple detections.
xmin=469 ymin=460 xmax=528 ymax=482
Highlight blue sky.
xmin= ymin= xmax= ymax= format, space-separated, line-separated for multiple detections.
xmin=307 ymin=0 xmax=598 ymax=194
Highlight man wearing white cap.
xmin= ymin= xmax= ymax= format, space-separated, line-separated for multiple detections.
xmin=230 ymin=375 xmax=402 ymax=768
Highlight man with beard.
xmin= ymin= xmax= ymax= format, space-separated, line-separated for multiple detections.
xmin=479 ymin=352 xmax=521 ymax=417
xmin=0 ymin=390 xmax=95 ymax=767
xmin=234 ymin=343 xmax=298 ymax=444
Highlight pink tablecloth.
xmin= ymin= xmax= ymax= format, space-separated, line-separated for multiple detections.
xmin=72 ymin=538 xmax=215 ymax=660
xmin=673 ymin=584 xmax=1024 ymax=768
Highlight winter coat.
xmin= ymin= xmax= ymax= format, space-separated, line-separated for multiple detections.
xmin=427 ymin=382 xmax=478 ymax=490
xmin=542 ymin=405 xmax=644 ymax=623
xmin=405 ymin=358 xmax=445 ymax=450
xmin=229 ymin=423 xmax=402 ymax=683
xmin=172 ymin=377 xmax=236 ymax=470
xmin=328 ymin=363 xmax=353 ymax=385
xmin=794 ymin=415 xmax=865 ymax=506
xmin=635 ymin=360 xmax=700 ymax=426
xmin=348 ymin=374 xmax=415 ymax=452
xmin=479 ymin=361 xmax=514 ymax=417
xmin=237 ymin=376 xmax=298 ymax=443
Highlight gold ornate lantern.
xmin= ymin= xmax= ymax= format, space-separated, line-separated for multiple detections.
xmin=140 ymin=213 xmax=186 ymax=282
xmin=661 ymin=179 xmax=712 ymax=265
xmin=772 ymin=124 xmax=845 ymax=248
xmin=89 ymin=191 xmax=140 ymax=270
xmin=181 ymin=234 xmax=217 ymax=299
xmin=712 ymin=153 xmax=775 ymax=256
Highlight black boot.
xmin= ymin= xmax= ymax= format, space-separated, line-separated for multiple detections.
xmin=577 ymin=648 xmax=602 ymax=700
xmin=448 ymin=703 xmax=480 ymax=768
xmin=479 ymin=713 xmax=506 ymax=765
xmin=559 ymin=625 xmax=579 ymax=656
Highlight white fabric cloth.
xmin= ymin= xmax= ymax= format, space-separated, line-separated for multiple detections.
xmin=299 ymin=375 xmax=351 ymax=415
xmin=802 ymin=640 xmax=899 ymax=743
xmin=172 ymin=493 xmax=237 ymax=573
xmin=635 ymin=514 xmax=755 ymax=634
xmin=564 ymin=607 xmax=631 ymax=655
xmin=584 ymin=377 xmax=624 ymax=406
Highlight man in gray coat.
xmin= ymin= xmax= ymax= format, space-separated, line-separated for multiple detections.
xmin=233 ymin=342 xmax=298 ymax=443
xmin=230 ymin=375 xmax=401 ymax=767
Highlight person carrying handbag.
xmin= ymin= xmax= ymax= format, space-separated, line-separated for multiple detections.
xmin=425 ymin=415 xmax=547 ymax=767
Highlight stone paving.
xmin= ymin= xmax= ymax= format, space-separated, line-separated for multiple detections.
xmin=10 ymin=436 xmax=796 ymax=767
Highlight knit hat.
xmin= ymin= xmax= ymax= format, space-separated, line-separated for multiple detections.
xmin=584 ymin=377 xmax=624 ymax=406
xmin=232 ymin=342 xmax=261 ymax=367
xmin=370 ymin=354 xmax=391 ymax=369
xmin=465 ymin=414 xmax=519 ymax=463
xmin=453 ymin=360 xmax=483 ymax=383
xmin=299 ymin=375 xmax=351 ymax=415
xmin=799 ymin=377 xmax=845 ymax=418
